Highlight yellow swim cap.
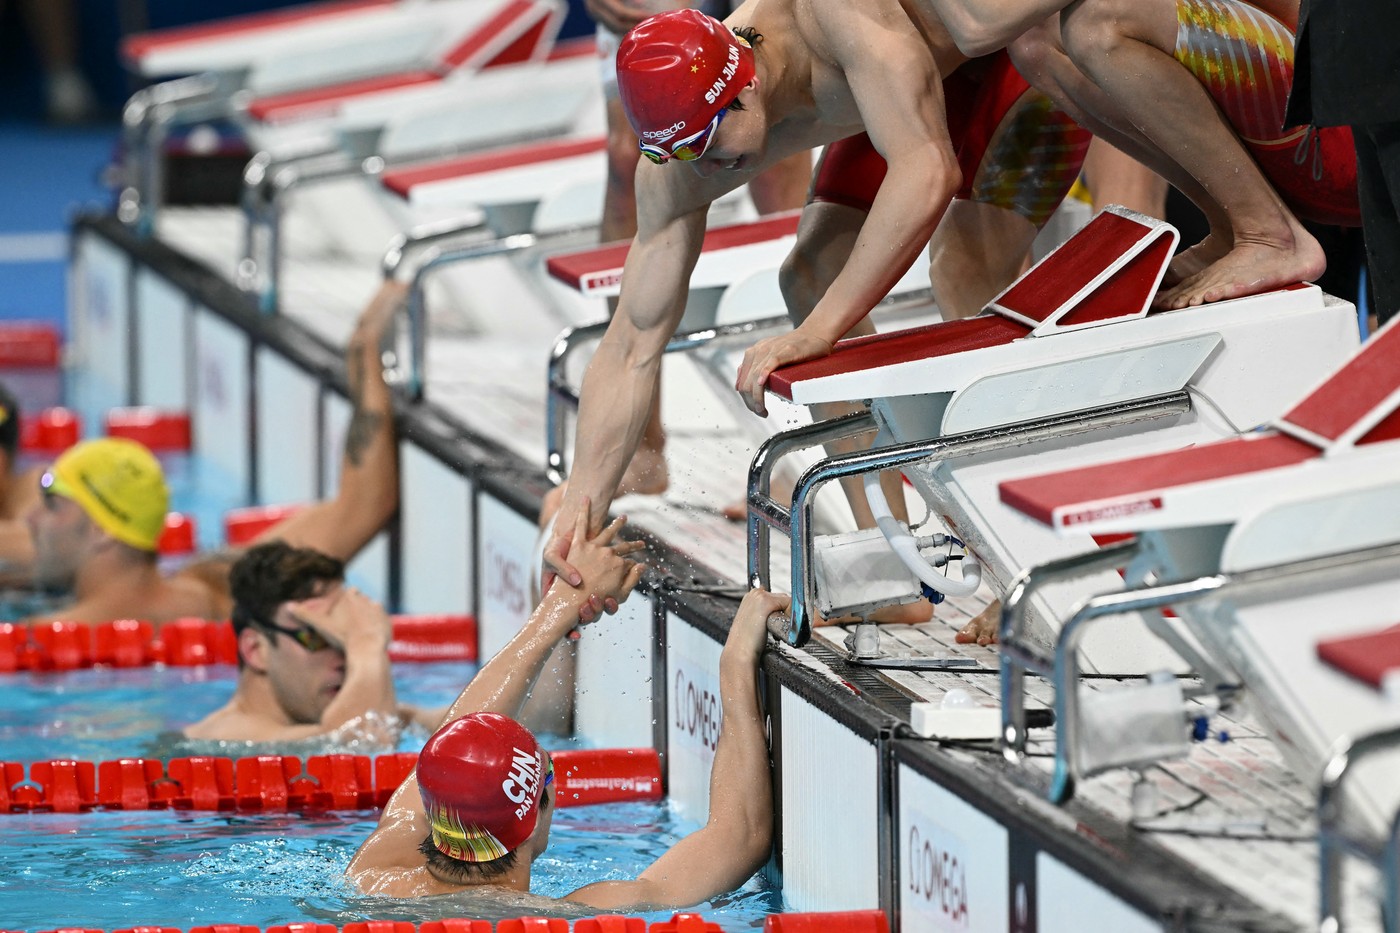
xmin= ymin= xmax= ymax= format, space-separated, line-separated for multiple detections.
xmin=47 ymin=438 xmax=169 ymax=552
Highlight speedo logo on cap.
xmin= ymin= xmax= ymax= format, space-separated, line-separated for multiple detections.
xmin=502 ymin=746 xmax=543 ymax=820
xmin=703 ymin=43 xmax=742 ymax=105
xmin=642 ymin=121 xmax=687 ymax=140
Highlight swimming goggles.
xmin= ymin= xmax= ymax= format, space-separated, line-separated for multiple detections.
xmin=639 ymin=107 xmax=728 ymax=165
xmin=257 ymin=618 xmax=333 ymax=653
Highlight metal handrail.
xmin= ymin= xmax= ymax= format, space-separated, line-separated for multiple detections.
xmin=239 ymin=147 xmax=386 ymax=313
xmin=118 ymin=73 xmax=233 ymax=236
xmin=403 ymin=232 xmax=539 ymax=400
xmin=1318 ymin=723 xmax=1400 ymax=933
xmin=748 ymin=391 xmax=1193 ymax=648
xmin=543 ymin=315 xmax=790 ymax=486
xmin=1000 ymin=539 xmax=1400 ymax=804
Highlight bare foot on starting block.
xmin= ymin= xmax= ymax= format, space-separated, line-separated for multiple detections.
xmin=1155 ymin=224 xmax=1324 ymax=310
xmin=814 ymin=599 xmax=935 ymax=627
xmin=954 ymin=600 xmax=1000 ymax=646
xmin=1159 ymin=233 xmax=1227 ymax=289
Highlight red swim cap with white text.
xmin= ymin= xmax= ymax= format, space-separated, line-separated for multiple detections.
xmin=616 ymin=9 xmax=755 ymax=147
xmin=419 ymin=712 xmax=549 ymax=862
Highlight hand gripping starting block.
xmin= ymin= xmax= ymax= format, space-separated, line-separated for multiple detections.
xmin=748 ymin=207 xmax=1359 ymax=654
xmin=997 ymin=316 xmax=1400 ymax=929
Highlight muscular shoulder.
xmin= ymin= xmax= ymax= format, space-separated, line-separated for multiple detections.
xmin=802 ymin=0 xmax=957 ymax=72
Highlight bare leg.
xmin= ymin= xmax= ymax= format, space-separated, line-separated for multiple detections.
xmin=1009 ymin=19 xmax=1238 ymax=286
xmin=1058 ymin=0 xmax=1324 ymax=307
xmin=1079 ymin=137 xmax=1169 ymax=220
xmin=781 ymin=201 xmax=932 ymax=625
xmin=927 ymin=199 xmax=1037 ymax=319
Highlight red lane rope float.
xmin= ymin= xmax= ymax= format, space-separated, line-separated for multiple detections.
xmin=105 ymin=409 xmax=192 ymax=452
xmin=223 ymin=504 xmax=305 ymax=547
xmin=1 ymin=749 xmax=660 ymax=815
xmin=0 ymin=614 xmax=476 ymax=673
xmin=0 ymin=321 xmax=61 ymax=368
xmin=20 ymin=407 xmax=81 ymax=456
xmin=1 ymin=913 xmax=805 ymax=933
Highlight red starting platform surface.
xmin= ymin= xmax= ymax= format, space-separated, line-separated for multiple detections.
xmin=546 ymin=212 xmax=802 ymax=297
xmin=998 ymin=315 xmax=1400 ymax=531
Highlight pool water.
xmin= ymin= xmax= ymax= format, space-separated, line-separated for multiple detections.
xmin=1 ymin=384 xmax=785 ymax=929
xmin=1 ymin=666 xmax=785 ymax=930
xmin=0 ymin=802 xmax=780 ymax=929
xmin=1 ymin=660 xmax=473 ymax=761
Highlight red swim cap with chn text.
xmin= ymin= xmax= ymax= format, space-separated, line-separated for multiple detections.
xmin=418 ymin=712 xmax=549 ymax=862
xmin=616 ymin=9 xmax=755 ymax=147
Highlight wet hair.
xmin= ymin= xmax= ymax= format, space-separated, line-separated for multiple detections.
xmin=229 ymin=541 xmax=344 ymax=639
xmin=726 ymin=26 xmax=763 ymax=112
xmin=0 ymin=382 xmax=20 ymax=461
xmin=419 ymin=835 xmax=519 ymax=883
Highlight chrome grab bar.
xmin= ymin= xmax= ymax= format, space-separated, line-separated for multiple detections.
xmin=1318 ymin=723 xmax=1400 ymax=933
xmin=1001 ymin=539 xmax=1400 ymax=803
xmin=749 ymin=391 xmax=1193 ymax=648
xmin=544 ymin=315 xmax=789 ymax=486
xmin=118 ymin=73 xmax=234 ymax=236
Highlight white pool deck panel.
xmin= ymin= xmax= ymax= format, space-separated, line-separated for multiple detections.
xmin=140 ymin=202 xmax=1389 ymax=931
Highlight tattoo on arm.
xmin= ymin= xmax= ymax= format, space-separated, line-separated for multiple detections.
xmin=345 ymin=409 xmax=385 ymax=468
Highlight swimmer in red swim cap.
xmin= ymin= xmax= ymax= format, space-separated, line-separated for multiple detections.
xmin=349 ymin=505 xmax=785 ymax=911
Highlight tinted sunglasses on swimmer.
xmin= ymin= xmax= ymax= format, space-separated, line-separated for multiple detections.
xmin=639 ymin=107 xmax=729 ymax=165
xmin=256 ymin=618 xmax=333 ymax=653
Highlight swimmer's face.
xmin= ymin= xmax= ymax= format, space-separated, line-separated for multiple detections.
xmin=27 ymin=482 xmax=96 ymax=591
xmin=262 ymin=587 xmax=346 ymax=724
xmin=685 ymin=88 xmax=766 ymax=178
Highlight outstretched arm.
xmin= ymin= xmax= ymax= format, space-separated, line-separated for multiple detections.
xmin=260 ymin=280 xmax=404 ymax=561
xmin=458 ymin=505 xmax=644 ymax=722
xmin=565 ymin=587 xmax=785 ymax=911
xmin=348 ymin=508 xmax=644 ymax=893
xmin=542 ymin=172 xmax=713 ymax=589
xmin=735 ymin=6 xmax=961 ymax=416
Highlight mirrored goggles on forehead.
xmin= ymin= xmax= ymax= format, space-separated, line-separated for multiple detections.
xmin=639 ymin=107 xmax=728 ymax=165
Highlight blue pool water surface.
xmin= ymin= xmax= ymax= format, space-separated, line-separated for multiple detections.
xmin=0 ymin=664 xmax=783 ymax=930
xmin=0 ymin=804 xmax=781 ymax=929
xmin=1 ymin=661 xmax=472 ymax=761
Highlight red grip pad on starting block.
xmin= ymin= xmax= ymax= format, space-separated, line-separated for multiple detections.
xmin=105 ymin=408 xmax=192 ymax=451
xmin=1316 ymin=623 xmax=1400 ymax=690
xmin=224 ymin=503 xmax=305 ymax=546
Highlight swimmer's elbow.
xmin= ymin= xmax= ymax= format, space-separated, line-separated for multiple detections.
xmin=941 ymin=6 xmax=1014 ymax=57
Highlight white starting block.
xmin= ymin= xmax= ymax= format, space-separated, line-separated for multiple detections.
xmin=541 ymin=211 xmax=933 ymax=487
xmin=242 ymin=0 xmax=567 ymax=154
xmin=750 ymin=207 xmax=1358 ymax=664
xmin=123 ymin=0 xmax=504 ymax=93
xmin=997 ymin=317 xmax=1400 ymax=930
xmin=998 ymin=316 xmax=1400 ymax=791
xmin=379 ymin=134 xmax=607 ymax=234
